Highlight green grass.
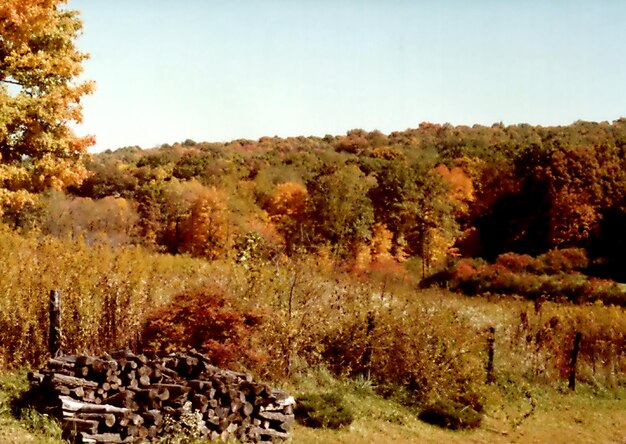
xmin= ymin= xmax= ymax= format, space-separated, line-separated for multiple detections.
xmin=2 ymin=367 xmax=626 ymax=444
xmin=0 ymin=370 xmax=63 ymax=444
xmin=277 ymin=367 xmax=626 ymax=443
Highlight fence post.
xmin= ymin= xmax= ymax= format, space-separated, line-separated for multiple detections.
xmin=49 ymin=289 xmax=62 ymax=357
xmin=568 ymin=331 xmax=582 ymax=391
xmin=361 ymin=311 xmax=376 ymax=379
xmin=486 ymin=326 xmax=496 ymax=383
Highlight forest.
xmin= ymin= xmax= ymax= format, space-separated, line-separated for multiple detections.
xmin=12 ymin=119 xmax=626 ymax=287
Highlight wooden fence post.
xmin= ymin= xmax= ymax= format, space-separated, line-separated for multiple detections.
xmin=486 ymin=326 xmax=496 ymax=384
xmin=568 ymin=331 xmax=582 ymax=391
xmin=361 ymin=311 xmax=376 ymax=379
xmin=49 ymin=289 xmax=62 ymax=357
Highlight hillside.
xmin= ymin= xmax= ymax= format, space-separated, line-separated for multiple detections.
xmin=1 ymin=121 xmax=626 ymax=442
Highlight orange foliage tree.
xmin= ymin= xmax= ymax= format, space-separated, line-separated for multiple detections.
xmin=181 ymin=186 xmax=230 ymax=259
xmin=0 ymin=0 xmax=93 ymax=216
xmin=541 ymin=145 xmax=624 ymax=247
xmin=265 ymin=182 xmax=309 ymax=253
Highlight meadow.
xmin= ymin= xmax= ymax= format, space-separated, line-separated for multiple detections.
xmin=0 ymin=228 xmax=624 ymax=442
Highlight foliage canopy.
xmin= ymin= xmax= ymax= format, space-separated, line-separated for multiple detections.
xmin=0 ymin=0 xmax=93 ymax=214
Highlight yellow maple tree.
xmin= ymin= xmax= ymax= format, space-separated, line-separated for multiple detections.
xmin=0 ymin=0 xmax=94 ymax=214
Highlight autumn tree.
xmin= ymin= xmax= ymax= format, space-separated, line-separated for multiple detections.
xmin=265 ymin=181 xmax=309 ymax=253
xmin=307 ymin=163 xmax=375 ymax=257
xmin=540 ymin=144 xmax=624 ymax=247
xmin=157 ymin=179 xmax=206 ymax=254
xmin=181 ymin=185 xmax=230 ymax=259
xmin=40 ymin=191 xmax=138 ymax=245
xmin=0 ymin=0 xmax=93 ymax=216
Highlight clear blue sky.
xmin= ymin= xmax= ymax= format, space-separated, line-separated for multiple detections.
xmin=70 ymin=0 xmax=626 ymax=152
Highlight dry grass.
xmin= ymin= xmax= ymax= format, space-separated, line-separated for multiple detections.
xmin=0 ymin=228 xmax=216 ymax=368
xmin=292 ymin=385 xmax=626 ymax=444
xmin=1 ymin=227 xmax=625 ymax=443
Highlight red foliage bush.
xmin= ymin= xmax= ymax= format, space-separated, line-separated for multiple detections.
xmin=140 ymin=286 xmax=265 ymax=369
xmin=495 ymin=252 xmax=542 ymax=273
xmin=454 ymin=259 xmax=478 ymax=280
xmin=540 ymin=248 xmax=589 ymax=274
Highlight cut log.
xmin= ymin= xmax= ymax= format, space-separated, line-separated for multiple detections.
xmin=136 ymin=365 xmax=151 ymax=378
xmin=27 ymin=372 xmax=44 ymax=384
xmin=49 ymin=358 xmax=76 ymax=370
xmin=75 ymin=356 xmax=96 ymax=367
xmin=103 ymin=391 xmax=133 ymax=408
xmin=60 ymin=396 xmax=131 ymax=415
xmin=151 ymin=383 xmax=190 ymax=399
xmin=138 ymin=374 xmax=151 ymax=387
xmin=258 ymin=411 xmax=294 ymax=423
xmin=249 ymin=426 xmax=290 ymax=440
xmin=242 ymin=401 xmax=254 ymax=417
xmin=155 ymin=364 xmax=178 ymax=379
xmin=128 ymin=413 xmax=144 ymax=426
xmin=142 ymin=410 xmax=163 ymax=428
xmin=73 ymin=412 xmax=117 ymax=428
xmin=47 ymin=373 xmax=99 ymax=389
xmin=75 ymin=366 xmax=90 ymax=378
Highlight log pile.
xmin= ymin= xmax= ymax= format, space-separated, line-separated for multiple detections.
xmin=27 ymin=350 xmax=295 ymax=443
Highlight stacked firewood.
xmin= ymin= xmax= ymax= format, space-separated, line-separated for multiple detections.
xmin=27 ymin=350 xmax=295 ymax=443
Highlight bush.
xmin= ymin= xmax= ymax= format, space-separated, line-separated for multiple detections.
xmin=441 ymin=252 xmax=626 ymax=306
xmin=496 ymin=252 xmax=542 ymax=273
xmin=140 ymin=286 xmax=265 ymax=369
xmin=294 ymin=392 xmax=354 ymax=429
xmin=418 ymin=399 xmax=483 ymax=430
xmin=540 ymin=248 xmax=589 ymax=274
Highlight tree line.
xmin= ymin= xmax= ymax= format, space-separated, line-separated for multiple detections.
xmin=2 ymin=1 xmax=625 ymax=282
xmin=7 ymin=120 xmax=621 ymax=282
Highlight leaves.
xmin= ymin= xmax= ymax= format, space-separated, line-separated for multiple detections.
xmin=0 ymin=0 xmax=93 ymax=214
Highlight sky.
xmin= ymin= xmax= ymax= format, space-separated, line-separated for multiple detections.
xmin=69 ymin=0 xmax=626 ymax=152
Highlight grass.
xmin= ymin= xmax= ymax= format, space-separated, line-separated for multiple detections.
xmin=284 ymin=368 xmax=626 ymax=444
xmin=291 ymin=383 xmax=626 ymax=444
xmin=1 ymin=367 xmax=626 ymax=443
xmin=0 ymin=370 xmax=63 ymax=444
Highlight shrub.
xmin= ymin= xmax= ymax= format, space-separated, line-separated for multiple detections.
xmin=314 ymin=289 xmax=488 ymax=408
xmin=440 ymin=250 xmax=626 ymax=306
xmin=539 ymin=248 xmax=589 ymax=274
xmin=294 ymin=392 xmax=354 ymax=429
xmin=496 ymin=252 xmax=541 ymax=273
xmin=140 ymin=286 xmax=265 ymax=369
xmin=418 ymin=399 xmax=483 ymax=430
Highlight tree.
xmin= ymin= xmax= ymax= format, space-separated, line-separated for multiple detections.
xmin=181 ymin=186 xmax=230 ymax=259
xmin=40 ymin=192 xmax=138 ymax=245
xmin=265 ymin=182 xmax=309 ymax=253
xmin=307 ymin=163 xmax=375 ymax=257
xmin=541 ymin=144 xmax=624 ymax=248
xmin=0 ymin=0 xmax=93 ymax=216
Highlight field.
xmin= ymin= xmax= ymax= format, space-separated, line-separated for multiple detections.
xmin=0 ymin=229 xmax=624 ymax=442
xmin=2 ymin=369 xmax=626 ymax=443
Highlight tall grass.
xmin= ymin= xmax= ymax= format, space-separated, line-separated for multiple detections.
xmin=1 ymin=226 xmax=624 ymax=406
xmin=0 ymin=227 xmax=214 ymax=368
